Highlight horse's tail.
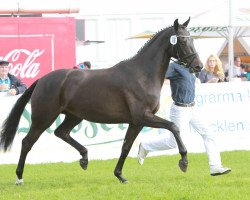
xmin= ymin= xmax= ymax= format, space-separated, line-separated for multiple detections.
xmin=0 ymin=80 xmax=39 ymax=152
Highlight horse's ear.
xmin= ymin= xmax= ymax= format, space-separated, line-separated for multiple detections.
xmin=182 ymin=17 xmax=190 ymax=27
xmin=174 ymin=19 xmax=179 ymax=32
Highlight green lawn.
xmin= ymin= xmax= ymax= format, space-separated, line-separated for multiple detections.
xmin=0 ymin=151 xmax=249 ymax=200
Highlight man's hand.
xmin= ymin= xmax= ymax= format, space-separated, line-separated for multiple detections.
xmin=207 ymin=77 xmax=218 ymax=83
xmin=0 ymin=84 xmax=9 ymax=91
xmin=8 ymin=88 xmax=17 ymax=95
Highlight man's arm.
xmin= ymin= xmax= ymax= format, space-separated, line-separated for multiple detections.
xmin=9 ymin=74 xmax=27 ymax=95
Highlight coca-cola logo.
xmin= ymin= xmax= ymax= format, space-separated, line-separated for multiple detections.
xmin=0 ymin=49 xmax=45 ymax=78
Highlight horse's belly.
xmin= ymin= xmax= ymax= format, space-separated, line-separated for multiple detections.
xmin=65 ymin=100 xmax=131 ymax=124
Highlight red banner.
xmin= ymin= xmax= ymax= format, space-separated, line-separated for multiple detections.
xmin=0 ymin=17 xmax=76 ymax=86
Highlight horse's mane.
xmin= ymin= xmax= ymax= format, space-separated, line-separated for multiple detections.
xmin=136 ymin=25 xmax=173 ymax=55
xmin=113 ymin=24 xmax=184 ymax=66
xmin=120 ymin=25 xmax=174 ymax=64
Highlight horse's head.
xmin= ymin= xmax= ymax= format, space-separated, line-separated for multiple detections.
xmin=170 ymin=18 xmax=203 ymax=73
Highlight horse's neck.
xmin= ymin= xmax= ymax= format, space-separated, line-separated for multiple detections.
xmin=131 ymin=39 xmax=172 ymax=87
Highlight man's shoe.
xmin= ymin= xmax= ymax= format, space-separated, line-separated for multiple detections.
xmin=210 ymin=166 xmax=231 ymax=176
xmin=137 ymin=143 xmax=148 ymax=165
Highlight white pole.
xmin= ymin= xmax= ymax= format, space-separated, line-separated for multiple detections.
xmin=228 ymin=0 xmax=234 ymax=82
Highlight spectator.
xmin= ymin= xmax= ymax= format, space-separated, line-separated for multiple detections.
xmin=77 ymin=61 xmax=92 ymax=69
xmin=246 ymin=64 xmax=250 ymax=81
xmin=138 ymin=62 xmax=231 ymax=176
xmin=83 ymin=61 xmax=91 ymax=69
xmin=233 ymin=56 xmax=242 ymax=77
xmin=239 ymin=64 xmax=248 ymax=81
xmin=198 ymin=54 xmax=224 ymax=83
xmin=0 ymin=60 xmax=27 ymax=95
xmin=224 ymin=56 xmax=242 ymax=81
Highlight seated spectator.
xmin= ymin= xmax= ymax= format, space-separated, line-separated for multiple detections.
xmin=198 ymin=54 xmax=225 ymax=83
xmin=0 ymin=60 xmax=27 ymax=95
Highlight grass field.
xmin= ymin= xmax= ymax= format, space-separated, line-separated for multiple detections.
xmin=0 ymin=150 xmax=249 ymax=200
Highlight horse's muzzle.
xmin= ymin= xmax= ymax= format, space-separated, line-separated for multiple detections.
xmin=189 ymin=65 xmax=202 ymax=73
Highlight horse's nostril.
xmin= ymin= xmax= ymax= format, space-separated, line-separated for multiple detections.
xmin=192 ymin=65 xmax=202 ymax=73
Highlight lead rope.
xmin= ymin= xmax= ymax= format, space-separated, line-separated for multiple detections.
xmin=170 ymin=58 xmax=188 ymax=66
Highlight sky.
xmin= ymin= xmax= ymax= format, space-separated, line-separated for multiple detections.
xmin=78 ymin=0 xmax=228 ymax=16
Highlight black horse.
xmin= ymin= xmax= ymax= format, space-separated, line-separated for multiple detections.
xmin=0 ymin=18 xmax=202 ymax=184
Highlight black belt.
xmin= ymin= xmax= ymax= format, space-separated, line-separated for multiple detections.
xmin=174 ymin=102 xmax=195 ymax=107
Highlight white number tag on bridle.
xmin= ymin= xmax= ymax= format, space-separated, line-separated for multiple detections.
xmin=170 ymin=35 xmax=177 ymax=45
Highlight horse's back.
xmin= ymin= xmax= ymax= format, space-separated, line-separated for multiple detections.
xmin=60 ymin=68 xmax=132 ymax=123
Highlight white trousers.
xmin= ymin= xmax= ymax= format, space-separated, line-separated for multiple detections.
xmin=141 ymin=103 xmax=222 ymax=170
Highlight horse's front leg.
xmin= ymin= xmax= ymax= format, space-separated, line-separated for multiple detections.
xmin=143 ymin=111 xmax=188 ymax=172
xmin=114 ymin=124 xmax=143 ymax=183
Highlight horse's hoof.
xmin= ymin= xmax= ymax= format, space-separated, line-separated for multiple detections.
xmin=15 ymin=179 xmax=24 ymax=185
xmin=79 ymin=158 xmax=88 ymax=170
xmin=116 ymin=175 xmax=129 ymax=184
xmin=178 ymin=159 xmax=188 ymax=172
xmin=121 ymin=179 xmax=129 ymax=184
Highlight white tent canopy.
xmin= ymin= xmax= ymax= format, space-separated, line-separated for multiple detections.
xmin=189 ymin=26 xmax=250 ymax=39
xmin=190 ymin=0 xmax=250 ymax=27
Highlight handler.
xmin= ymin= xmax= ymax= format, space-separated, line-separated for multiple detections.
xmin=138 ymin=62 xmax=231 ymax=176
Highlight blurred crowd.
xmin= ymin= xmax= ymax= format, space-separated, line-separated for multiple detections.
xmin=197 ymin=55 xmax=249 ymax=83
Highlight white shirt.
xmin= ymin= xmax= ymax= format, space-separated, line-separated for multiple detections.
xmin=233 ymin=65 xmax=241 ymax=77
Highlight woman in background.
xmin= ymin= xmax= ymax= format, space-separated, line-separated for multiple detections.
xmin=198 ymin=54 xmax=225 ymax=83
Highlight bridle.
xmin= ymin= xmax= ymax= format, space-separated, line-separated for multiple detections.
xmin=170 ymin=35 xmax=198 ymax=71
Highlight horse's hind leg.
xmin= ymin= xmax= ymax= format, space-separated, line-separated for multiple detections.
xmin=54 ymin=114 xmax=88 ymax=170
xmin=16 ymin=105 xmax=61 ymax=185
xmin=16 ymin=125 xmax=48 ymax=185
xmin=114 ymin=124 xmax=143 ymax=183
